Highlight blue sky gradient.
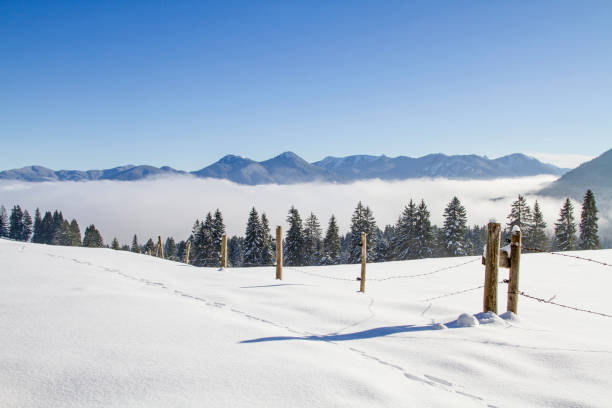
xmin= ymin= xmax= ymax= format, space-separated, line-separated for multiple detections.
xmin=1 ymin=1 xmax=610 ymax=170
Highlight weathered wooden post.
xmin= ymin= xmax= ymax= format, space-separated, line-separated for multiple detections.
xmin=276 ymin=226 xmax=283 ymax=280
xmin=483 ymin=222 xmax=501 ymax=313
xmin=507 ymin=226 xmax=521 ymax=314
xmin=158 ymin=236 xmax=164 ymax=258
xmin=360 ymin=232 xmax=366 ymax=293
xmin=184 ymin=241 xmax=191 ymax=264
xmin=147 ymin=248 xmax=151 ymax=256
xmin=220 ymin=234 xmax=227 ymax=268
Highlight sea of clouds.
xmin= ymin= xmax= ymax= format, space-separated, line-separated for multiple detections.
xmin=1 ymin=175 xmax=607 ymax=245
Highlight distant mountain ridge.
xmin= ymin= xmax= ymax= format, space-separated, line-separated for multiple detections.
xmin=0 ymin=152 xmax=568 ymax=184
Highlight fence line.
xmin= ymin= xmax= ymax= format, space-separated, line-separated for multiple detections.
xmin=523 ymin=246 xmax=612 ymax=268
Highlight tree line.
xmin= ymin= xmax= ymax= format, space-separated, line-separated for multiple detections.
xmin=0 ymin=189 xmax=600 ymax=265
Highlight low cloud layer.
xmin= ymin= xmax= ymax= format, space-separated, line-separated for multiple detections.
xmin=1 ymin=175 xmax=605 ymax=245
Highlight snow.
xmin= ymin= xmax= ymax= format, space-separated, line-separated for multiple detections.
xmin=1 ymin=238 xmax=612 ymax=407
xmin=456 ymin=313 xmax=479 ymax=327
xmin=512 ymin=225 xmax=521 ymax=234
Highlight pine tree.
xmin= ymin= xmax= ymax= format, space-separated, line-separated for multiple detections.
xmin=143 ymin=238 xmax=156 ymax=254
xmin=553 ymin=198 xmax=577 ymax=251
xmin=57 ymin=220 xmax=72 ymax=246
xmin=442 ymin=197 xmax=469 ymax=256
xmin=260 ymin=213 xmax=274 ymax=265
xmin=579 ymin=190 xmax=600 ymax=250
xmin=211 ymin=209 xmax=226 ymax=265
xmin=469 ymin=225 xmax=487 ymax=257
xmin=32 ymin=208 xmax=42 ymax=243
xmin=373 ymin=226 xmax=393 ymax=262
xmin=393 ymin=200 xmax=417 ymax=260
xmin=322 ymin=215 xmax=341 ymax=265
xmin=68 ymin=220 xmax=81 ymax=246
xmin=284 ymin=206 xmax=305 ymax=266
xmin=131 ymin=235 xmax=140 ymax=252
xmin=526 ymin=201 xmax=548 ymax=251
xmin=414 ymin=200 xmax=434 ymax=258
xmin=243 ymin=207 xmax=263 ymax=266
xmin=39 ymin=211 xmax=54 ymax=244
xmin=50 ymin=210 xmax=65 ymax=245
xmin=164 ymin=237 xmax=178 ymax=259
xmin=228 ymin=236 xmax=244 ymax=267
xmin=82 ymin=225 xmax=104 ymax=247
xmin=9 ymin=205 xmax=24 ymax=241
xmin=111 ymin=238 xmax=120 ymax=250
xmin=348 ymin=201 xmax=378 ymax=263
xmin=507 ymin=195 xmax=532 ymax=235
xmin=303 ymin=212 xmax=322 ymax=265
xmin=22 ymin=210 xmax=33 ymax=242
xmin=0 ymin=205 xmax=8 ymax=237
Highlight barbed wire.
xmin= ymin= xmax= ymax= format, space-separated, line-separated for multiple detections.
xmin=522 ymin=246 xmax=612 ymax=268
xmin=420 ymin=284 xmax=485 ymax=302
xmin=285 ymin=266 xmax=357 ymax=282
xmin=368 ymin=258 xmax=480 ymax=282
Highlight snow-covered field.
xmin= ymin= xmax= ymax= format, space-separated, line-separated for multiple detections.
xmin=1 ymin=238 xmax=611 ymax=407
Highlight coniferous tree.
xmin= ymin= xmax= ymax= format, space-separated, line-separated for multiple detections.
xmin=260 ymin=213 xmax=274 ymax=265
xmin=82 ymin=225 xmax=104 ymax=247
xmin=50 ymin=211 xmax=65 ymax=245
xmin=164 ymin=237 xmax=178 ymax=259
xmin=348 ymin=201 xmax=378 ymax=263
xmin=507 ymin=195 xmax=532 ymax=235
xmin=131 ymin=235 xmax=140 ymax=253
xmin=22 ymin=210 xmax=33 ymax=242
xmin=56 ymin=220 xmax=72 ymax=246
xmin=121 ymin=244 xmax=130 ymax=251
xmin=553 ymin=198 xmax=577 ymax=251
xmin=111 ymin=238 xmax=120 ymax=250
xmin=442 ymin=197 xmax=469 ymax=256
xmin=39 ymin=211 xmax=54 ymax=244
xmin=9 ymin=205 xmax=25 ymax=241
xmin=211 ymin=209 xmax=226 ymax=265
xmin=284 ymin=206 xmax=305 ymax=266
xmin=32 ymin=208 xmax=42 ymax=243
xmin=373 ymin=226 xmax=393 ymax=262
xmin=321 ymin=215 xmax=341 ymax=265
xmin=393 ymin=200 xmax=417 ymax=260
xmin=228 ymin=236 xmax=244 ymax=267
xmin=526 ymin=201 xmax=548 ymax=251
xmin=303 ymin=212 xmax=322 ymax=265
xmin=143 ymin=238 xmax=155 ymax=254
xmin=0 ymin=205 xmax=8 ymax=237
xmin=414 ymin=200 xmax=434 ymax=259
xmin=243 ymin=207 xmax=263 ymax=266
xmin=579 ymin=190 xmax=600 ymax=250
xmin=69 ymin=220 xmax=81 ymax=246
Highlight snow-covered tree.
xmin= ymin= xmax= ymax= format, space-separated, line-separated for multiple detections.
xmin=579 ymin=190 xmax=600 ymax=250
xmin=284 ymin=206 xmax=304 ymax=266
xmin=414 ymin=200 xmax=434 ymax=259
xmin=393 ymin=200 xmax=417 ymax=260
xmin=228 ymin=235 xmax=244 ymax=267
xmin=31 ymin=208 xmax=42 ymax=243
xmin=0 ymin=205 xmax=8 ymax=237
xmin=69 ymin=219 xmax=82 ymax=247
xmin=303 ymin=212 xmax=322 ymax=265
xmin=243 ymin=207 xmax=263 ymax=266
xmin=211 ymin=209 xmax=226 ymax=265
xmin=526 ymin=201 xmax=548 ymax=251
xmin=348 ymin=201 xmax=378 ymax=263
xmin=131 ymin=234 xmax=140 ymax=253
xmin=260 ymin=213 xmax=274 ymax=265
xmin=507 ymin=195 xmax=532 ymax=234
xmin=164 ymin=237 xmax=178 ymax=259
xmin=553 ymin=198 xmax=577 ymax=251
xmin=442 ymin=197 xmax=469 ymax=256
xmin=82 ymin=225 xmax=104 ymax=248
xmin=321 ymin=215 xmax=341 ymax=265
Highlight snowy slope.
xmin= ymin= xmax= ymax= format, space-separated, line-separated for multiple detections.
xmin=1 ymin=238 xmax=611 ymax=407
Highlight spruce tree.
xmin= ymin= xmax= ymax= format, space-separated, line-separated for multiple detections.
xmin=284 ymin=206 xmax=305 ymax=266
xmin=374 ymin=226 xmax=393 ymax=262
xmin=39 ymin=211 xmax=54 ymax=244
xmin=111 ymin=238 xmax=120 ymax=250
xmin=507 ymin=195 xmax=532 ymax=234
xmin=243 ymin=207 xmax=263 ymax=266
xmin=69 ymin=220 xmax=81 ymax=246
xmin=32 ymin=208 xmax=42 ymax=243
xmin=322 ymin=215 xmax=341 ymax=265
xmin=82 ymin=225 xmax=104 ymax=247
xmin=579 ymin=190 xmax=600 ymax=250
xmin=22 ymin=210 xmax=33 ymax=242
xmin=442 ymin=197 xmax=469 ymax=256
xmin=553 ymin=198 xmax=577 ymax=251
xmin=303 ymin=212 xmax=322 ymax=265
xmin=0 ymin=205 xmax=8 ymax=237
xmin=414 ymin=200 xmax=434 ymax=259
xmin=393 ymin=200 xmax=417 ymax=260
xmin=348 ymin=201 xmax=378 ymax=263
xmin=131 ymin=235 xmax=140 ymax=252
xmin=164 ymin=237 xmax=178 ymax=259
xmin=526 ymin=201 xmax=548 ymax=251
xmin=260 ymin=213 xmax=274 ymax=265
xmin=9 ymin=205 xmax=24 ymax=241
xmin=57 ymin=220 xmax=72 ymax=246
xmin=211 ymin=209 xmax=226 ymax=265
xmin=228 ymin=236 xmax=244 ymax=267
xmin=143 ymin=238 xmax=155 ymax=254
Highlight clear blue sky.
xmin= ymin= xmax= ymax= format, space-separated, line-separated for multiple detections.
xmin=1 ymin=1 xmax=610 ymax=170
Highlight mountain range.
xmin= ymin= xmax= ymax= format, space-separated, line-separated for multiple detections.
xmin=0 ymin=152 xmax=568 ymax=184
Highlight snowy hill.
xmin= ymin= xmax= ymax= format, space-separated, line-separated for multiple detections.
xmin=1 ymin=238 xmax=611 ymax=407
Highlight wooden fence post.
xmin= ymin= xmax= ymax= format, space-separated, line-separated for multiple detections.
xmin=158 ymin=236 xmax=164 ymax=258
xmin=221 ymin=234 xmax=227 ymax=268
xmin=184 ymin=241 xmax=191 ymax=264
xmin=360 ymin=232 xmax=366 ymax=293
xmin=276 ymin=226 xmax=283 ymax=280
xmin=507 ymin=227 xmax=521 ymax=314
xmin=147 ymin=248 xmax=151 ymax=256
xmin=484 ymin=222 xmax=501 ymax=313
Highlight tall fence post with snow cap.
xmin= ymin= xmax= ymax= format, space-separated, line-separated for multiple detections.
xmin=276 ymin=226 xmax=283 ymax=280
xmin=184 ymin=241 xmax=191 ymax=264
xmin=507 ymin=226 xmax=521 ymax=314
xmin=484 ymin=222 xmax=501 ymax=313
xmin=221 ymin=234 xmax=227 ymax=268
xmin=360 ymin=232 xmax=367 ymax=293
xmin=158 ymin=236 xmax=164 ymax=258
